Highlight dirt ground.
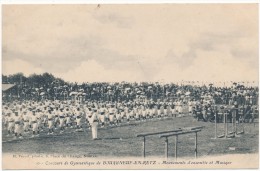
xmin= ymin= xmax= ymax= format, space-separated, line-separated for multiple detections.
xmin=2 ymin=115 xmax=259 ymax=159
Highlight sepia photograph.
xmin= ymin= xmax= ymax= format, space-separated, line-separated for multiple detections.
xmin=2 ymin=3 xmax=259 ymax=169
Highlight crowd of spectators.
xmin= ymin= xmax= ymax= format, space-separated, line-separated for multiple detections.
xmin=2 ymin=73 xmax=258 ymax=106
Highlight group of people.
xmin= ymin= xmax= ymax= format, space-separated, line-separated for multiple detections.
xmin=3 ymin=77 xmax=259 ymax=106
xmin=2 ymin=80 xmax=259 ymax=141
xmin=3 ymin=98 xmax=202 ymax=140
xmin=192 ymin=101 xmax=258 ymax=123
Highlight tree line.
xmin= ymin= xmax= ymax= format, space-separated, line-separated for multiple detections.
xmin=2 ymin=73 xmax=66 ymax=87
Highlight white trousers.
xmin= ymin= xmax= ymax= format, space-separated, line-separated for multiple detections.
xmin=14 ymin=123 xmax=22 ymax=134
xmin=100 ymin=115 xmax=105 ymax=122
xmin=32 ymin=122 xmax=38 ymax=132
xmin=60 ymin=118 xmax=65 ymax=127
xmin=48 ymin=120 xmax=54 ymax=129
xmin=23 ymin=122 xmax=29 ymax=131
xmin=8 ymin=122 xmax=15 ymax=132
xmin=91 ymin=122 xmax=98 ymax=139
xmin=76 ymin=118 xmax=82 ymax=126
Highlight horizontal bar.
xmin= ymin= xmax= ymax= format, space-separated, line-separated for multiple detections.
xmin=137 ymin=128 xmax=182 ymax=137
xmin=160 ymin=129 xmax=201 ymax=138
xmin=182 ymin=126 xmax=205 ymax=130
xmin=216 ymin=107 xmax=258 ymax=111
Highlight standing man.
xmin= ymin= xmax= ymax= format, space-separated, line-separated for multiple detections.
xmin=108 ymin=104 xmax=116 ymax=126
xmin=37 ymin=108 xmax=44 ymax=132
xmin=141 ymin=105 xmax=147 ymax=121
xmin=47 ymin=108 xmax=54 ymax=135
xmin=120 ymin=106 xmax=126 ymax=122
xmin=178 ymin=100 xmax=183 ymax=117
xmin=90 ymin=108 xmax=99 ymax=140
xmin=22 ymin=110 xmax=30 ymax=133
xmin=115 ymin=108 xmax=122 ymax=126
xmin=86 ymin=107 xmax=93 ymax=129
xmin=31 ymin=110 xmax=39 ymax=137
xmin=53 ymin=106 xmax=60 ymax=129
xmin=59 ymin=108 xmax=66 ymax=133
xmin=75 ymin=107 xmax=83 ymax=131
xmin=99 ymin=104 xmax=106 ymax=128
xmin=125 ymin=104 xmax=130 ymax=123
xmin=153 ymin=105 xmax=158 ymax=119
xmin=159 ymin=103 xmax=164 ymax=119
xmin=65 ymin=107 xmax=73 ymax=128
xmin=3 ymin=106 xmax=9 ymax=129
xmin=7 ymin=111 xmax=15 ymax=137
xmin=13 ymin=111 xmax=23 ymax=139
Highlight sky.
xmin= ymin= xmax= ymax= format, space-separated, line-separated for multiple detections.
xmin=2 ymin=4 xmax=259 ymax=84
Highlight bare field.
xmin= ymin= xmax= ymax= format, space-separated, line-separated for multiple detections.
xmin=2 ymin=116 xmax=258 ymax=159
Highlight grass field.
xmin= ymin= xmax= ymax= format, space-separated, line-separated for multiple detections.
xmin=2 ymin=115 xmax=259 ymax=159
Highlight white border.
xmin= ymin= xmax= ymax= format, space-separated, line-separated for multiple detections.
xmin=1 ymin=0 xmax=260 ymax=4
xmin=0 ymin=2 xmax=259 ymax=171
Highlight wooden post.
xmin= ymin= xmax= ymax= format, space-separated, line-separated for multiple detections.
xmin=224 ymin=112 xmax=227 ymax=139
xmin=195 ymin=132 xmax=197 ymax=158
xmin=160 ymin=129 xmax=202 ymax=159
xmin=242 ymin=121 xmax=245 ymax=133
xmin=143 ymin=136 xmax=146 ymax=158
xmin=165 ymin=137 xmax=168 ymax=159
xmin=234 ymin=109 xmax=237 ymax=135
xmin=253 ymin=108 xmax=255 ymax=127
xmin=214 ymin=111 xmax=217 ymax=139
xmin=241 ymin=111 xmax=245 ymax=133
xmin=233 ymin=110 xmax=236 ymax=135
xmin=175 ymin=135 xmax=178 ymax=161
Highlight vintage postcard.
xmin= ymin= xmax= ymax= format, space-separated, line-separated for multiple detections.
xmin=2 ymin=3 xmax=259 ymax=169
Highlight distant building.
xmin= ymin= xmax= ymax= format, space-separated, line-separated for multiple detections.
xmin=2 ymin=84 xmax=17 ymax=99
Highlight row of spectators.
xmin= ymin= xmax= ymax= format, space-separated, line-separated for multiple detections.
xmin=3 ymin=82 xmax=258 ymax=106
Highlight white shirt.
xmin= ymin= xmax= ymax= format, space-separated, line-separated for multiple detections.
xmin=14 ymin=115 xmax=22 ymax=122
xmin=90 ymin=112 xmax=98 ymax=124
xmin=108 ymin=108 xmax=115 ymax=114
xmin=31 ymin=114 xmax=38 ymax=122
xmin=47 ymin=113 xmax=54 ymax=119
